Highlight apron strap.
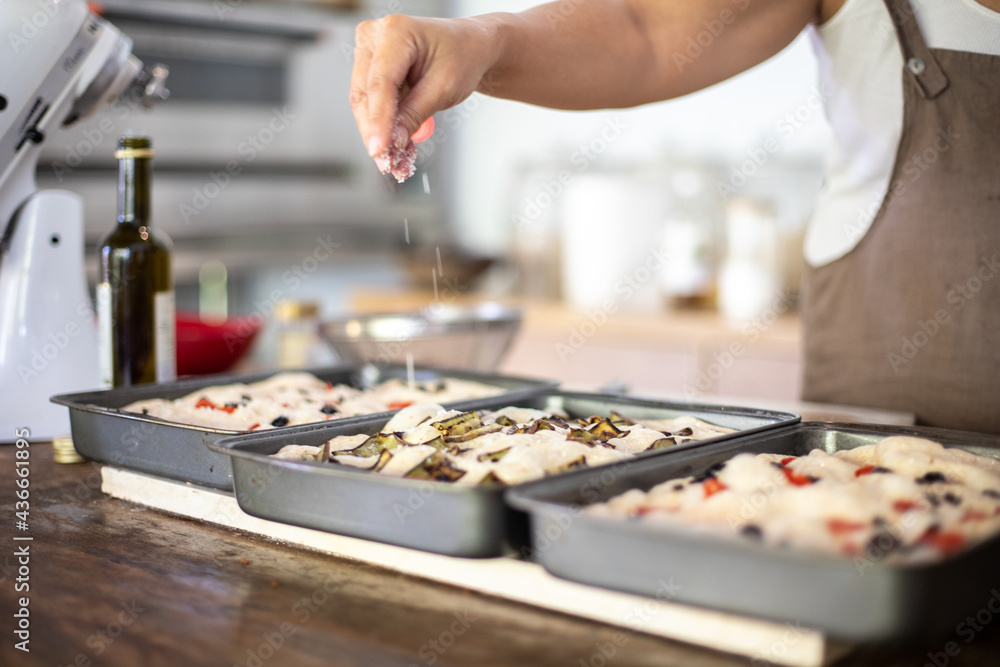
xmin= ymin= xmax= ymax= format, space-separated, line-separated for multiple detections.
xmin=881 ymin=0 xmax=949 ymax=99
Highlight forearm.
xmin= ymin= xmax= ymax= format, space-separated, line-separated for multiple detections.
xmin=476 ymin=0 xmax=818 ymax=109
xmin=350 ymin=0 xmax=820 ymax=164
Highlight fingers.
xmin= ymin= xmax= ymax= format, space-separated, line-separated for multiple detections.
xmin=350 ymin=15 xmax=421 ymax=158
xmin=349 ymin=23 xmax=375 ymax=153
xmin=349 ymin=14 xmax=488 ymax=161
xmin=395 ymin=77 xmax=442 ymax=141
xmin=350 ymin=18 xmax=402 ymax=158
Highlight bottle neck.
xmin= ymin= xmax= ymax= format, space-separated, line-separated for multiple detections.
xmin=117 ymin=156 xmax=151 ymax=225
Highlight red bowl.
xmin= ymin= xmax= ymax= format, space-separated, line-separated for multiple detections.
xmin=176 ymin=311 xmax=262 ymax=376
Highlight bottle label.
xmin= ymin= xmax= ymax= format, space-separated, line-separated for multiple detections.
xmin=97 ymin=282 xmax=113 ymax=388
xmin=155 ymin=290 xmax=177 ymax=383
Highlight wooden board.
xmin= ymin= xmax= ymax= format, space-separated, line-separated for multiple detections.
xmin=101 ymin=466 xmax=853 ymax=667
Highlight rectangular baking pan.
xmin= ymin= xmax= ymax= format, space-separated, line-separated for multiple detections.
xmin=49 ymin=364 xmax=555 ymax=491
xmin=505 ymin=421 xmax=1000 ymax=641
xmin=210 ymin=391 xmax=799 ymax=557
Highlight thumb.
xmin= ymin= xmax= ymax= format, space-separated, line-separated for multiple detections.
xmin=396 ymin=78 xmax=469 ymax=141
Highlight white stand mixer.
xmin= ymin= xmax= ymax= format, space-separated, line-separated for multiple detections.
xmin=0 ymin=0 xmax=167 ymax=441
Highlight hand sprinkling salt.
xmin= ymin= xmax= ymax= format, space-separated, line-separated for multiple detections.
xmin=375 ymin=122 xmax=417 ymax=183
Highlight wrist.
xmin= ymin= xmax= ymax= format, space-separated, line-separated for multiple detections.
xmin=470 ymin=13 xmax=515 ymax=96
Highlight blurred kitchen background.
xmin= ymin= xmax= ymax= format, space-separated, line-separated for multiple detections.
xmin=42 ymin=0 xmax=833 ymax=405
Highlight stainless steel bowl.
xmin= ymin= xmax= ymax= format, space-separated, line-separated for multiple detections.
xmin=319 ymin=303 xmax=522 ymax=371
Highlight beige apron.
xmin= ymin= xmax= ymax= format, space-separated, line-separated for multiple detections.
xmin=802 ymin=0 xmax=1000 ymax=433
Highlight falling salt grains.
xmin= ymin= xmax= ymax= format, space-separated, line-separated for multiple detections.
xmin=436 ymin=246 xmax=443 ymax=275
xmin=406 ymin=352 xmax=415 ymax=391
xmin=422 ymin=173 xmax=430 ymax=194
xmin=432 ymin=268 xmax=439 ymax=301
xmin=404 ymin=218 xmax=410 ymax=244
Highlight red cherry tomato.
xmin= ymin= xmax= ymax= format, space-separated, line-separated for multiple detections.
xmin=919 ymin=529 xmax=965 ymax=555
xmin=827 ymin=519 xmax=867 ymax=534
xmin=892 ymin=500 xmax=922 ymax=513
xmin=703 ymin=478 xmax=727 ymax=498
xmin=782 ymin=468 xmax=815 ymax=486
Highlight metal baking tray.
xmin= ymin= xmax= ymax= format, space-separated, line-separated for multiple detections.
xmin=49 ymin=364 xmax=555 ymax=491
xmin=209 ymin=392 xmax=799 ymax=557
xmin=505 ymin=422 xmax=1000 ymax=641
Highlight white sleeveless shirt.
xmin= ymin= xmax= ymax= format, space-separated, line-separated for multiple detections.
xmin=805 ymin=0 xmax=1000 ymax=267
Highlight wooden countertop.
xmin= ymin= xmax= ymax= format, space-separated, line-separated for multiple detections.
xmin=4 ymin=444 xmax=1000 ymax=666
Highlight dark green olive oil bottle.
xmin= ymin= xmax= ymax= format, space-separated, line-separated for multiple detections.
xmin=97 ymin=136 xmax=176 ymax=387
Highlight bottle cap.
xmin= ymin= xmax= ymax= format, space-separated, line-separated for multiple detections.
xmin=116 ymin=135 xmax=154 ymax=159
xmin=52 ymin=435 xmax=85 ymax=464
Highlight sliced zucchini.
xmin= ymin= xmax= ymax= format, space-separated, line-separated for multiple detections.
xmin=445 ymin=423 xmax=503 ymax=443
xmin=609 ymin=410 xmax=634 ymax=426
xmin=419 ymin=435 xmax=449 ymax=451
xmin=551 ymin=456 xmax=588 ymax=473
xmin=405 ymin=452 xmax=467 ymax=482
xmin=317 ymin=440 xmax=331 ymax=462
xmin=478 ymin=471 xmax=504 ymax=486
xmin=372 ymin=449 xmax=393 ymax=472
xmin=477 ymin=447 xmax=511 ymax=463
xmin=645 ymin=437 xmax=676 ymax=451
xmin=566 ymin=428 xmax=600 ymax=447
xmin=588 ymin=418 xmax=623 ymax=441
xmin=432 ymin=411 xmax=483 ymax=437
xmin=348 ymin=432 xmax=405 ymax=458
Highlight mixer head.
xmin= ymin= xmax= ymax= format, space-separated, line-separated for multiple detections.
xmin=0 ymin=0 xmax=168 ymax=235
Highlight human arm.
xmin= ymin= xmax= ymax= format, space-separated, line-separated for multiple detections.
xmin=350 ymin=0 xmax=823 ymax=159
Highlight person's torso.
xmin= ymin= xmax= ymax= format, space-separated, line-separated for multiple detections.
xmin=801 ymin=0 xmax=1000 ymax=432
xmin=804 ymin=0 xmax=1000 ymax=267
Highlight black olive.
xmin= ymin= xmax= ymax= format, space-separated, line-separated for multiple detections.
xmin=673 ymin=427 xmax=694 ymax=437
xmin=320 ymin=404 xmax=338 ymax=415
xmin=770 ymin=461 xmax=785 ymax=470
xmin=271 ymin=416 xmax=290 ymax=427
xmin=672 ymin=483 xmax=684 ymax=492
xmin=740 ymin=525 xmax=763 ymax=540
xmin=943 ymin=493 xmax=962 ymax=506
xmin=984 ymin=490 xmax=1000 ymax=499
xmin=241 ymin=394 xmax=252 ymax=404
xmin=924 ymin=493 xmax=941 ymax=507
xmin=706 ymin=461 xmax=727 ymax=474
xmin=871 ymin=466 xmax=892 ymax=474
xmin=141 ymin=408 xmax=149 ymax=415
xmin=866 ymin=532 xmax=900 ymax=555
xmin=224 ymin=402 xmax=240 ymax=409
xmin=916 ymin=472 xmax=946 ymax=484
